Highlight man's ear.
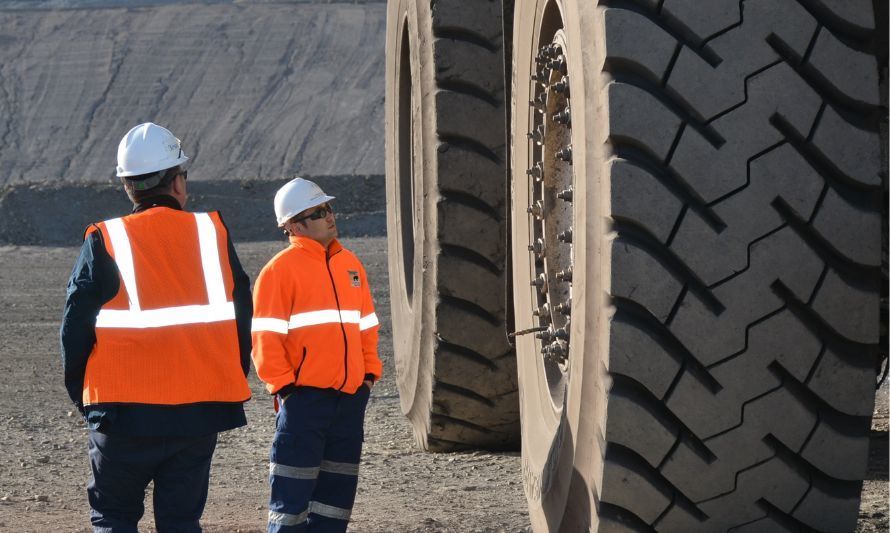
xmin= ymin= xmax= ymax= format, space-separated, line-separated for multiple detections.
xmin=171 ymin=173 xmax=186 ymax=196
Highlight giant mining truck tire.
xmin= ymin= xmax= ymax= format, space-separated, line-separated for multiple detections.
xmin=384 ymin=0 xmax=520 ymax=451
xmin=511 ymin=0 xmax=886 ymax=531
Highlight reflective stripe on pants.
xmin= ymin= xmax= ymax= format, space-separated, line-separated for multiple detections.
xmin=268 ymin=385 xmax=370 ymax=533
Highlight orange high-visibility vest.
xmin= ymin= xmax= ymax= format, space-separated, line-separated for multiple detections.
xmin=82 ymin=208 xmax=251 ymax=406
xmin=251 ymin=236 xmax=382 ymax=395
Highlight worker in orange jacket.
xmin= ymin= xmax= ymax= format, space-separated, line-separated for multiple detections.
xmin=252 ymin=177 xmax=382 ymax=532
xmin=60 ymin=123 xmax=252 ymax=531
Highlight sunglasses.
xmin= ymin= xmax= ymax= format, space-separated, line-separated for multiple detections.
xmin=294 ymin=203 xmax=333 ymax=223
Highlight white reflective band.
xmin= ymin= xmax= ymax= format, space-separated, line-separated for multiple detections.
xmin=270 ymin=462 xmax=319 ymax=480
xmin=104 ymin=218 xmax=140 ymax=311
xmin=359 ymin=313 xmax=379 ymax=331
xmin=97 ymin=213 xmax=235 ymax=330
xmin=309 ymin=501 xmax=352 ymax=521
xmin=251 ymin=318 xmax=289 ymax=334
xmin=320 ymin=460 xmax=359 ymax=476
xmin=269 ymin=510 xmax=308 ymax=526
xmin=96 ymin=302 xmax=235 ymax=329
xmin=195 ymin=213 xmax=228 ymax=306
xmin=288 ymin=309 xmax=361 ymax=330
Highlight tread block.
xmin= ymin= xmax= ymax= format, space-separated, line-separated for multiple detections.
xmin=606 ymin=388 xmax=679 ymax=468
xmin=438 ymin=255 xmax=504 ymax=315
xmin=438 ymin=200 xmax=504 ymax=266
xmin=430 ymin=0 xmax=503 ymax=42
xmin=434 ymin=344 xmax=517 ymax=396
xmin=670 ymin=62 xmax=822 ymax=204
xmin=792 ymin=476 xmax=863 ymax=532
xmin=611 ymin=238 xmax=685 ymax=322
xmin=670 ymin=144 xmax=824 ymax=285
xmin=816 ymin=0 xmax=877 ymax=31
xmin=609 ymin=317 xmax=683 ymax=400
xmin=608 ymin=81 xmax=684 ymax=162
xmin=604 ymin=7 xmax=679 ymax=81
xmin=807 ymin=346 xmax=878 ymax=417
xmin=435 ymin=301 xmax=512 ymax=358
xmin=801 ymin=419 xmax=870 ymax=480
xmin=696 ymin=457 xmax=808 ymax=530
xmin=808 ymin=27 xmax=881 ymax=107
xmin=810 ymin=268 xmax=880 ymax=344
xmin=602 ymin=447 xmax=673 ymax=524
xmin=666 ymin=0 xmax=816 ymax=119
xmin=435 ymin=143 xmax=504 ymax=207
xmin=661 ymin=0 xmax=739 ymax=41
xmin=435 ymin=89 xmax=505 ymax=149
xmin=670 ymin=227 xmax=823 ymax=366
xmin=811 ymin=106 xmax=883 ymax=187
xmin=610 ymin=159 xmax=685 ymax=244
xmin=434 ymin=39 xmax=504 ymax=96
xmin=810 ymin=187 xmax=882 ymax=267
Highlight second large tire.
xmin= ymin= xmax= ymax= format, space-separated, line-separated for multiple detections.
xmin=511 ymin=0 xmax=885 ymax=531
xmin=384 ymin=0 xmax=519 ymax=451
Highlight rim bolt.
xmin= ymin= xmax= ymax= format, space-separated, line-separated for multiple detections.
xmin=554 ymin=327 xmax=569 ymax=341
xmin=527 ymin=238 xmax=544 ymax=254
xmin=527 ymin=125 xmax=544 ymax=144
xmin=553 ymin=107 xmax=571 ymax=126
xmin=557 ymin=187 xmax=573 ymax=202
xmin=555 ymin=267 xmax=573 ymax=283
xmin=535 ymin=91 xmax=547 ymax=105
xmin=552 ymin=76 xmax=570 ymax=96
xmin=527 ymin=203 xmax=542 ymax=219
xmin=530 ymin=273 xmax=547 ymax=292
xmin=526 ymin=162 xmax=543 ymax=180
xmin=549 ymin=56 xmax=567 ymax=75
xmin=533 ymin=302 xmax=550 ymax=317
xmin=554 ymin=299 xmax=572 ymax=315
xmin=536 ymin=326 xmax=554 ymax=341
xmin=557 ymin=228 xmax=573 ymax=244
xmin=556 ymin=145 xmax=573 ymax=163
xmin=548 ymin=341 xmax=566 ymax=359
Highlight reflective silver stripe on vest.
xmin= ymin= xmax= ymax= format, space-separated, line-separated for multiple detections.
xmin=359 ymin=312 xmax=378 ymax=331
xmin=309 ymin=501 xmax=352 ymax=521
xmin=270 ymin=462 xmax=320 ymax=480
xmin=104 ymin=217 xmax=140 ymax=311
xmin=319 ymin=460 xmax=359 ymax=476
xmin=96 ymin=213 xmax=234 ymax=329
xmin=251 ymin=317 xmax=289 ymax=334
xmin=268 ymin=509 xmax=308 ymax=526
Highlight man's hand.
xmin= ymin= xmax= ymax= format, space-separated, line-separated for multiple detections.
xmin=363 ymin=380 xmax=374 ymax=390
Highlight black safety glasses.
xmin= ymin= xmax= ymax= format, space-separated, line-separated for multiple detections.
xmin=294 ymin=203 xmax=332 ymax=222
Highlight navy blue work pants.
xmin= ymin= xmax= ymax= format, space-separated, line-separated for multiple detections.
xmin=268 ymin=385 xmax=370 ymax=533
xmin=86 ymin=431 xmax=217 ymax=533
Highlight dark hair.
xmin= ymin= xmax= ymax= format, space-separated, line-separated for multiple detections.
xmin=122 ymin=165 xmax=182 ymax=202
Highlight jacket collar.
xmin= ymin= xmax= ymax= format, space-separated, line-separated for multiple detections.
xmin=132 ymin=194 xmax=182 ymax=213
xmin=289 ymin=235 xmax=343 ymax=259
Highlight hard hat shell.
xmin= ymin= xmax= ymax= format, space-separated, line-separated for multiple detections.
xmin=274 ymin=177 xmax=336 ymax=226
xmin=116 ymin=122 xmax=189 ymax=177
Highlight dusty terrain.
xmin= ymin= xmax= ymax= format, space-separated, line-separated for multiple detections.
xmin=0 ymin=238 xmax=885 ymax=532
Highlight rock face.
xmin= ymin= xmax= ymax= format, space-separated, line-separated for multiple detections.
xmin=0 ymin=0 xmax=385 ymax=186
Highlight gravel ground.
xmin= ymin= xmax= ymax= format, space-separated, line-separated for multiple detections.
xmin=0 ymin=239 xmax=884 ymax=532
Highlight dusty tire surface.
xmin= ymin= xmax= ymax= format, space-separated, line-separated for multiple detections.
xmin=511 ymin=0 xmax=886 ymax=531
xmin=384 ymin=0 xmax=519 ymax=451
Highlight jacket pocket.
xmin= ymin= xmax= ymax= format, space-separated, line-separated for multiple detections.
xmin=293 ymin=346 xmax=308 ymax=384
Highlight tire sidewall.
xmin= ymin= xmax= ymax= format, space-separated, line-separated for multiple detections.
xmin=511 ymin=0 xmax=610 ymax=529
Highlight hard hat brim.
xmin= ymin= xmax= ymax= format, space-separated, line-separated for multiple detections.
xmin=276 ymin=194 xmax=336 ymax=226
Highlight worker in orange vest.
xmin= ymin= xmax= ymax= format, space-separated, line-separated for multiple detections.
xmin=60 ymin=123 xmax=253 ymax=532
xmin=252 ymin=177 xmax=382 ymax=532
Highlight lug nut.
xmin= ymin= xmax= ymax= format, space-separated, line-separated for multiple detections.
xmin=527 ymin=238 xmax=544 ymax=254
xmin=556 ymin=146 xmax=572 ymax=163
xmin=527 ymin=201 xmax=543 ymax=219
xmin=526 ymin=163 xmax=543 ymax=180
xmin=554 ymin=327 xmax=569 ymax=341
xmin=558 ymin=228 xmax=573 ymax=244
xmin=533 ymin=303 xmax=550 ymax=317
xmin=553 ymin=107 xmax=571 ymax=126
xmin=527 ymin=125 xmax=544 ymax=144
xmin=536 ymin=326 xmax=554 ymax=341
xmin=549 ymin=56 xmax=567 ymax=75
xmin=556 ymin=267 xmax=573 ymax=283
xmin=552 ymin=76 xmax=570 ymax=96
xmin=530 ymin=273 xmax=547 ymax=292
xmin=554 ymin=299 xmax=571 ymax=316
xmin=557 ymin=188 xmax=573 ymax=202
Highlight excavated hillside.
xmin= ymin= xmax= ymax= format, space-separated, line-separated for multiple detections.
xmin=0 ymin=0 xmax=386 ymax=243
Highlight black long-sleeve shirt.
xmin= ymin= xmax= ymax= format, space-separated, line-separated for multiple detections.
xmin=60 ymin=195 xmax=253 ymax=436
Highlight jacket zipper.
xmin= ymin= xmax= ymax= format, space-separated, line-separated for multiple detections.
xmin=294 ymin=346 xmax=307 ymax=384
xmin=325 ymin=249 xmax=349 ymax=390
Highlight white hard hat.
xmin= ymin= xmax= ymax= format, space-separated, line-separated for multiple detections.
xmin=116 ymin=122 xmax=189 ymax=177
xmin=274 ymin=177 xmax=336 ymax=226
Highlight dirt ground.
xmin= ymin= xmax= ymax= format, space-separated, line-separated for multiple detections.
xmin=0 ymin=239 xmax=885 ymax=532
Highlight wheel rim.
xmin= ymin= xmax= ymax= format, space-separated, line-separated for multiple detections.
xmin=397 ymin=18 xmax=416 ymax=306
xmin=526 ymin=28 xmax=574 ymax=407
